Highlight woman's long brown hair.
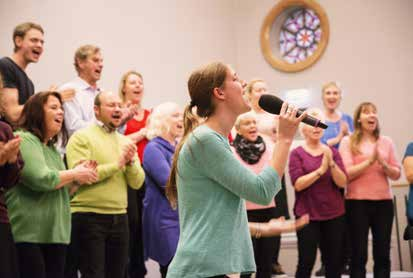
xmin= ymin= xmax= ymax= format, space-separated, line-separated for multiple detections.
xmin=349 ymin=102 xmax=380 ymax=154
xmin=165 ymin=62 xmax=228 ymax=209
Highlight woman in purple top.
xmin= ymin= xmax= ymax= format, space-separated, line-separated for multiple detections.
xmin=142 ymin=102 xmax=183 ymax=278
xmin=289 ymin=108 xmax=347 ymax=278
xmin=0 ymin=120 xmax=23 ymax=278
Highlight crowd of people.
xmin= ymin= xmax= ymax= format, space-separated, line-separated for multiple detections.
xmin=0 ymin=21 xmax=411 ymax=278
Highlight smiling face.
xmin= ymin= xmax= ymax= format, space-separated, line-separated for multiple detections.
xmin=78 ymin=51 xmax=103 ymax=86
xmin=122 ymin=73 xmax=144 ymax=104
xmin=358 ymin=104 xmax=378 ymax=133
xmin=236 ymin=114 xmax=259 ymax=142
xmin=165 ymin=107 xmax=184 ymax=140
xmin=94 ymin=92 xmax=123 ymax=130
xmin=15 ymin=28 xmax=44 ymax=64
xmin=44 ymin=95 xmax=64 ymax=138
xmin=322 ymin=84 xmax=342 ymax=111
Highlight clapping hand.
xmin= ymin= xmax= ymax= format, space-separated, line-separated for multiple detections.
xmin=73 ymin=160 xmax=98 ymax=185
xmin=319 ymin=145 xmax=333 ymax=175
xmin=0 ymin=136 xmax=21 ymax=165
xmin=121 ymin=101 xmax=139 ymax=123
xmin=119 ymin=142 xmax=137 ymax=168
xmin=339 ymin=120 xmax=349 ymax=137
xmin=48 ymin=85 xmax=76 ymax=102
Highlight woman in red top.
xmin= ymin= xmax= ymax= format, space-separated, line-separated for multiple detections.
xmin=119 ymin=70 xmax=150 ymax=278
xmin=119 ymin=70 xmax=151 ymax=162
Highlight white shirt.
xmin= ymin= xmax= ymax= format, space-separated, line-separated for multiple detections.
xmin=60 ymin=77 xmax=101 ymax=137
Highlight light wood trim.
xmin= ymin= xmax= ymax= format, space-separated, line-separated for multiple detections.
xmin=260 ymin=0 xmax=330 ymax=72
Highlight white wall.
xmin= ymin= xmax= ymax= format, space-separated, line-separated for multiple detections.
xmin=0 ymin=0 xmax=238 ymax=108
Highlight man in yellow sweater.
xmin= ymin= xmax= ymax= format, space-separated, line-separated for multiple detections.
xmin=66 ymin=91 xmax=145 ymax=278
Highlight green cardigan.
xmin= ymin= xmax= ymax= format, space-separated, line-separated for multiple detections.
xmin=6 ymin=130 xmax=70 ymax=244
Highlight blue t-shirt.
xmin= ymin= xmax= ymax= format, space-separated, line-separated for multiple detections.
xmin=321 ymin=113 xmax=354 ymax=149
xmin=404 ymin=142 xmax=413 ymax=221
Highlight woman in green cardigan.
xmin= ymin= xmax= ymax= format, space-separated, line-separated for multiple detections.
xmin=6 ymin=91 xmax=98 ymax=278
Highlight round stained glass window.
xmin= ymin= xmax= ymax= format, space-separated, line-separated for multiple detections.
xmin=261 ymin=0 xmax=329 ymax=72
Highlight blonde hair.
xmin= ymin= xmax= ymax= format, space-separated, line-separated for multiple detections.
xmin=166 ymin=62 xmax=228 ymax=208
xmin=234 ymin=111 xmax=256 ymax=131
xmin=299 ymin=107 xmax=325 ymax=137
xmin=245 ymin=79 xmax=265 ymax=96
xmin=146 ymin=102 xmax=179 ymax=140
xmin=13 ymin=22 xmax=44 ymax=52
xmin=74 ymin=45 xmax=100 ymax=73
xmin=118 ymin=70 xmax=143 ymax=103
xmin=321 ymin=81 xmax=341 ymax=95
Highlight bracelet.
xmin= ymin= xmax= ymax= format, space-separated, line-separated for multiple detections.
xmin=315 ymin=170 xmax=322 ymax=178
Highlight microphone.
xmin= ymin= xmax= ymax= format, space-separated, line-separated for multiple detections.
xmin=258 ymin=94 xmax=328 ymax=129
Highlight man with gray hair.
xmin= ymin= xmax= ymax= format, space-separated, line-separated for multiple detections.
xmin=60 ymin=44 xmax=104 ymax=137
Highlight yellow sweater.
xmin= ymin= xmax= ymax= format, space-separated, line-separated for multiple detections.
xmin=66 ymin=124 xmax=145 ymax=214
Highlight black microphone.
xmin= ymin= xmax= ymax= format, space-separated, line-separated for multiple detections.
xmin=258 ymin=94 xmax=328 ymax=129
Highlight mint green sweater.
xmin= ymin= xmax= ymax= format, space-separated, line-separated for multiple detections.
xmin=167 ymin=126 xmax=280 ymax=278
xmin=6 ymin=131 xmax=70 ymax=244
xmin=66 ymin=124 xmax=145 ymax=214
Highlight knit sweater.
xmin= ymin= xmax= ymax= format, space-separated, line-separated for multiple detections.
xmin=66 ymin=124 xmax=145 ymax=214
xmin=167 ymin=125 xmax=280 ymax=278
xmin=5 ymin=130 xmax=70 ymax=244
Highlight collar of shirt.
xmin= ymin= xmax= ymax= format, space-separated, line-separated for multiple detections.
xmin=73 ymin=76 xmax=101 ymax=92
xmin=96 ymin=120 xmax=116 ymax=134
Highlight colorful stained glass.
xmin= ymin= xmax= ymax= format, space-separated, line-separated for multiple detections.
xmin=280 ymin=8 xmax=322 ymax=64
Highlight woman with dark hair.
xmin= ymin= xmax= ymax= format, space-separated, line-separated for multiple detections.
xmin=339 ymin=102 xmax=401 ymax=278
xmin=5 ymin=91 xmax=98 ymax=278
xmin=165 ymin=62 xmax=305 ymax=278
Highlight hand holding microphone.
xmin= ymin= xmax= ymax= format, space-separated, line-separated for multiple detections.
xmin=258 ymin=94 xmax=328 ymax=129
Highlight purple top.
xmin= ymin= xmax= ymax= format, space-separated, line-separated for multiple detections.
xmin=142 ymin=136 xmax=179 ymax=266
xmin=289 ymin=146 xmax=346 ymax=221
xmin=0 ymin=121 xmax=24 ymax=223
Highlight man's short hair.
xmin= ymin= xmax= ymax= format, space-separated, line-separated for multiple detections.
xmin=13 ymin=22 xmax=44 ymax=52
xmin=94 ymin=91 xmax=103 ymax=107
xmin=74 ymin=45 xmax=100 ymax=73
